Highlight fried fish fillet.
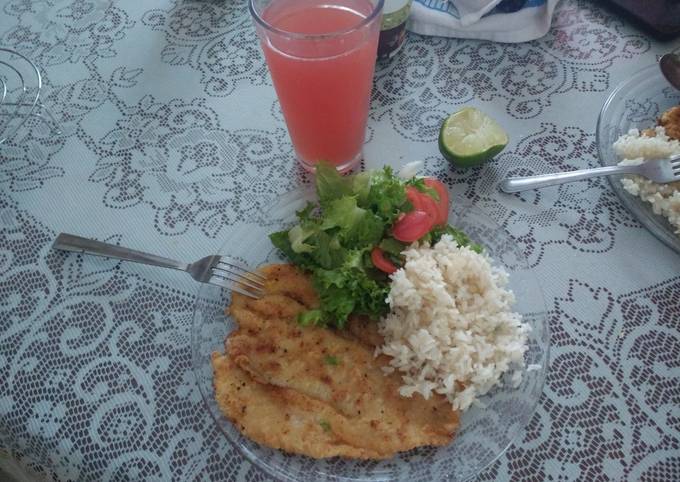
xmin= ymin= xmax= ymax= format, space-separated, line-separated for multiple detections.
xmin=345 ymin=315 xmax=384 ymax=348
xmin=212 ymin=264 xmax=459 ymax=459
xmin=659 ymin=105 xmax=680 ymax=140
xmin=212 ymin=353 xmax=384 ymax=459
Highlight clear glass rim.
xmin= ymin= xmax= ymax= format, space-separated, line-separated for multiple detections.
xmin=595 ymin=62 xmax=659 ymax=166
xmin=596 ymin=62 xmax=680 ymax=255
xmin=249 ymin=0 xmax=385 ymax=41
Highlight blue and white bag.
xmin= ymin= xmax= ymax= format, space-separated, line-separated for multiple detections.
xmin=409 ymin=0 xmax=561 ymax=42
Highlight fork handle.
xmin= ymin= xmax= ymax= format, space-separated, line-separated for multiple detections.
xmin=500 ymin=164 xmax=643 ymax=193
xmin=52 ymin=233 xmax=189 ymax=271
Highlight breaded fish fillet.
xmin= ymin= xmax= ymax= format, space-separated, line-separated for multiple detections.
xmin=212 ymin=264 xmax=459 ymax=459
xmin=212 ymin=353 xmax=385 ymax=459
xmin=659 ymin=105 xmax=680 ymax=140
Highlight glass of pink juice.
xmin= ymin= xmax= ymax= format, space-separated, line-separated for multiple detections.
xmin=250 ymin=0 xmax=384 ymax=172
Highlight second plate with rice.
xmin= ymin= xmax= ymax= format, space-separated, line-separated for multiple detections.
xmin=597 ymin=63 xmax=680 ymax=254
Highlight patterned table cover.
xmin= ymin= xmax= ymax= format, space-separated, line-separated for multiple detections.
xmin=0 ymin=0 xmax=679 ymax=480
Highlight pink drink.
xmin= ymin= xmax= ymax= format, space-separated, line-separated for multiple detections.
xmin=254 ymin=0 xmax=382 ymax=172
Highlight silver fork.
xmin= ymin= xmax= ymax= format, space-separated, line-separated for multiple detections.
xmin=500 ymin=155 xmax=680 ymax=193
xmin=52 ymin=233 xmax=265 ymax=299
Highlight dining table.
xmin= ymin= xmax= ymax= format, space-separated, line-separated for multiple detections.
xmin=1 ymin=0 xmax=679 ymax=480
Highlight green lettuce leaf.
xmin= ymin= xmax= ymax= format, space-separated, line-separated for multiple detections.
xmin=289 ymin=224 xmax=317 ymax=253
xmin=271 ymin=164 xmax=480 ymax=329
xmin=321 ymin=196 xmax=384 ymax=247
xmin=378 ymin=237 xmax=407 ymax=257
xmin=269 ymin=230 xmax=312 ymax=268
xmin=298 ymin=309 xmax=324 ymax=326
xmin=363 ymin=166 xmax=409 ymax=223
xmin=352 ymin=171 xmax=372 ymax=205
xmin=424 ymin=225 xmax=483 ymax=253
xmin=315 ymin=162 xmax=352 ymax=208
xmin=310 ymin=230 xmax=345 ymax=269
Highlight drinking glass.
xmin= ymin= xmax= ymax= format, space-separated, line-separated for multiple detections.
xmin=250 ymin=0 xmax=384 ymax=172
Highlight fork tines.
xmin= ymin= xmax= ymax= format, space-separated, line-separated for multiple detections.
xmin=210 ymin=258 xmax=266 ymax=299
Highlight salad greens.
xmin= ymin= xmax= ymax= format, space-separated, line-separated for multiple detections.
xmin=269 ymin=163 xmax=481 ymax=329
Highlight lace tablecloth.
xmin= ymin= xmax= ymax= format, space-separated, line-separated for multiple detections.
xmin=1 ymin=0 xmax=679 ymax=480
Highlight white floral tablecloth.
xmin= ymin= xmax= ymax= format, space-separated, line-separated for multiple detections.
xmin=0 ymin=0 xmax=679 ymax=480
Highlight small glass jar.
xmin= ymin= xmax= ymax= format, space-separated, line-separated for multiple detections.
xmin=377 ymin=0 xmax=412 ymax=60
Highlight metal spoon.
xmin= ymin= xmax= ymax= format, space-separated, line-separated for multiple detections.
xmin=659 ymin=53 xmax=680 ymax=91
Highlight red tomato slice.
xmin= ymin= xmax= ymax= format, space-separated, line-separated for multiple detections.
xmin=424 ymin=178 xmax=450 ymax=225
xmin=405 ymin=186 xmax=425 ymax=210
xmin=392 ymin=210 xmax=432 ymax=243
xmin=406 ymin=186 xmax=438 ymax=225
xmin=371 ymin=247 xmax=397 ymax=274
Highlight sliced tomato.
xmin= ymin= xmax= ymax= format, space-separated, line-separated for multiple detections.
xmin=424 ymin=178 xmax=450 ymax=225
xmin=406 ymin=186 xmax=438 ymax=225
xmin=405 ymin=186 xmax=424 ymax=210
xmin=392 ymin=210 xmax=432 ymax=243
xmin=371 ymin=247 xmax=397 ymax=274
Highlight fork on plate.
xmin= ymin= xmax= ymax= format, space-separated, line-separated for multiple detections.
xmin=52 ymin=233 xmax=265 ymax=299
xmin=500 ymin=155 xmax=680 ymax=193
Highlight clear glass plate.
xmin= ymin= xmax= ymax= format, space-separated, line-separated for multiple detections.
xmin=597 ymin=63 xmax=680 ymax=254
xmin=191 ymin=187 xmax=549 ymax=482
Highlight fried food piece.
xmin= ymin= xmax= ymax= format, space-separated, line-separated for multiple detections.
xmin=658 ymin=105 xmax=680 ymax=140
xmin=228 ymin=320 xmax=457 ymax=455
xmin=345 ymin=315 xmax=384 ymax=348
xmin=212 ymin=353 xmax=384 ymax=459
xmin=229 ymin=264 xmax=317 ymax=330
xmin=213 ymin=264 xmax=459 ymax=459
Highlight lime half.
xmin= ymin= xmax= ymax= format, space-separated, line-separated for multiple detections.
xmin=439 ymin=107 xmax=508 ymax=168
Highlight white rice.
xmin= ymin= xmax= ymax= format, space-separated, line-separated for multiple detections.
xmin=377 ymin=235 xmax=530 ymax=411
xmin=614 ymin=126 xmax=680 ymax=234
